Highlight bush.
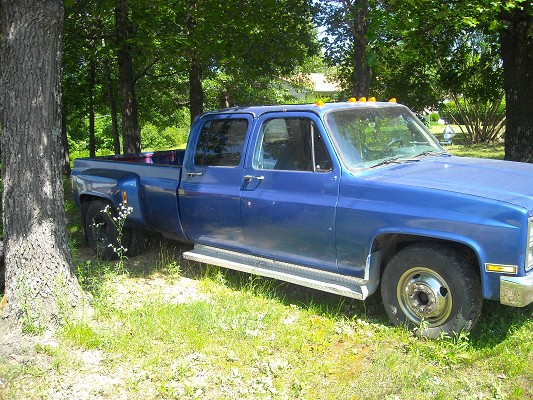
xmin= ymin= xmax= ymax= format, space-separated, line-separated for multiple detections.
xmin=141 ymin=123 xmax=189 ymax=151
xmin=439 ymin=102 xmax=464 ymax=125
xmin=439 ymin=97 xmax=505 ymax=143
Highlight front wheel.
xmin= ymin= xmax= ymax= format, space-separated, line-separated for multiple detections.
xmin=381 ymin=243 xmax=482 ymax=338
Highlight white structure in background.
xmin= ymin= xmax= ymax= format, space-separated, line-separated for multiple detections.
xmin=284 ymin=73 xmax=340 ymax=102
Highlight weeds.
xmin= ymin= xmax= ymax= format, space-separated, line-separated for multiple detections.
xmin=101 ymin=202 xmax=133 ymax=274
xmin=15 ymin=273 xmax=44 ymax=335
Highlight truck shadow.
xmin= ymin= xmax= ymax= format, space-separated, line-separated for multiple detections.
xmin=469 ymin=301 xmax=533 ymax=348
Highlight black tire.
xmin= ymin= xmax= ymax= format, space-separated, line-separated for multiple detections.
xmin=85 ymin=200 xmax=126 ymax=260
xmin=381 ymin=243 xmax=482 ymax=338
xmin=127 ymin=228 xmax=148 ymax=257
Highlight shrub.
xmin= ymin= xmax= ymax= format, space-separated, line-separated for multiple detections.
xmin=439 ymin=102 xmax=463 ymax=125
xmin=439 ymin=97 xmax=505 ymax=143
xmin=141 ymin=123 xmax=189 ymax=151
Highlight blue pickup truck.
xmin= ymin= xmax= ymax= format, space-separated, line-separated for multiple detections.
xmin=71 ymin=100 xmax=533 ymax=337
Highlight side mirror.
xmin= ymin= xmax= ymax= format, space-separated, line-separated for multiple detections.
xmin=440 ymin=125 xmax=456 ymax=144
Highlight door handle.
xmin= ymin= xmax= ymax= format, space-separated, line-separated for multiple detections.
xmin=244 ymin=175 xmax=264 ymax=181
xmin=187 ymin=172 xmax=203 ymax=177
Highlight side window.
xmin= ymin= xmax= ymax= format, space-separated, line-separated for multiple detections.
xmin=194 ymin=118 xmax=248 ymax=167
xmin=255 ymin=117 xmax=332 ymax=172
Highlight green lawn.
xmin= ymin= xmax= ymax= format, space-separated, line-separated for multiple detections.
xmin=2 ymin=253 xmax=531 ymax=399
xmin=430 ymin=124 xmax=505 ymax=159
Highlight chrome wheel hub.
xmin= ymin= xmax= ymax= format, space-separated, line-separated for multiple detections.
xmin=397 ymin=267 xmax=452 ymax=326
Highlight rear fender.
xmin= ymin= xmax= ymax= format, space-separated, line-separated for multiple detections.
xmin=74 ymin=168 xmax=144 ymax=227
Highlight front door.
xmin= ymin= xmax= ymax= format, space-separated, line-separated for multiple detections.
xmin=241 ymin=113 xmax=340 ymax=271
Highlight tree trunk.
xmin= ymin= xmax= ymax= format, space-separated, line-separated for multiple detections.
xmin=342 ymin=0 xmax=371 ymax=97
xmin=1 ymin=0 xmax=83 ymax=326
xmin=186 ymin=1 xmax=204 ymax=124
xmin=103 ymin=59 xmax=121 ymax=155
xmin=89 ymin=59 xmax=96 ymax=158
xmin=218 ymin=92 xmax=230 ymax=109
xmin=61 ymin=104 xmax=71 ymax=175
xmin=115 ymin=0 xmax=141 ymax=154
xmin=188 ymin=55 xmax=204 ymax=123
xmin=501 ymin=7 xmax=533 ymax=162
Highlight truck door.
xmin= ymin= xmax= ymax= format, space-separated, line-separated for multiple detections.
xmin=241 ymin=113 xmax=340 ymax=272
xmin=180 ymin=114 xmax=252 ymax=250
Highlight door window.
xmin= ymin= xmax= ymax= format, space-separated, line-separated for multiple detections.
xmin=194 ymin=118 xmax=248 ymax=167
xmin=254 ymin=117 xmax=332 ymax=172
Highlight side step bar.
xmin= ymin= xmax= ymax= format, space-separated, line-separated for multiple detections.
xmin=183 ymin=245 xmax=371 ymax=300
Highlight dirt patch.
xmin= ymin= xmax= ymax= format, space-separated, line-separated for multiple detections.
xmin=0 ymin=266 xmax=209 ymax=399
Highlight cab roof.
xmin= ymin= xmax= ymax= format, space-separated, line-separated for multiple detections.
xmin=199 ymin=101 xmax=405 ymax=120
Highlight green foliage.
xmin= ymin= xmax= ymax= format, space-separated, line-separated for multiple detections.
xmin=67 ymin=115 xmax=116 ymax=156
xmin=440 ymin=102 xmax=464 ymax=125
xmin=429 ymin=113 xmax=439 ymax=123
xmin=181 ymin=0 xmax=320 ymax=109
xmin=203 ymin=74 xmax=296 ymax=110
xmin=141 ymin=123 xmax=189 ymax=151
xmin=62 ymin=0 xmax=319 ymax=155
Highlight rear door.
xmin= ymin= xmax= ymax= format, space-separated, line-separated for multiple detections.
xmin=180 ymin=114 xmax=252 ymax=250
xmin=241 ymin=113 xmax=340 ymax=271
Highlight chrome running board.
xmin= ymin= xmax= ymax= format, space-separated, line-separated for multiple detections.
xmin=183 ymin=244 xmax=370 ymax=300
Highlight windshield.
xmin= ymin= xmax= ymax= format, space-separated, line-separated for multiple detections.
xmin=325 ymin=106 xmax=445 ymax=170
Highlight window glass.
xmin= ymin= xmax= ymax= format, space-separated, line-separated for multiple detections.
xmin=194 ymin=118 xmax=248 ymax=167
xmin=255 ymin=117 xmax=332 ymax=172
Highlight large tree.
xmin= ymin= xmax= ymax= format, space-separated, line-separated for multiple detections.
xmin=178 ymin=0 xmax=319 ymax=120
xmin=1 ymin=0 xmax=83 ymax=327
xmin=500 ymin=3 xmax=533 ymax=162
xmin=318 ymin=0 xmax=372 ymax=98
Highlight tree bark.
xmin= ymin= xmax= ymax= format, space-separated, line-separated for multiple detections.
xmin=501 ymin=6 xmax=533 ymax=162
xmin=189 ymin=55 xmax=204 ymax=123
xmin=1 ymin=0 xmax=83 ymax=326
xmin=186 ymin=1 xmax=204 ymax=123
xmin=61 ymin=103 xmax=71 ymax=175
xmin=103 ymin=59 xmax=121 ymax=155
xmin=342 ymin=0 xmax=371 ymax=97
xmin=115 ymin=0 xmax=141 ymax=154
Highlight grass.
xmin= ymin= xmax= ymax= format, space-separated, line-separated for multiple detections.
xmin=430 ymin=124 xmax=505 ymax=160
xmin=1 ymin=143 xmax=531 ymax=399
xmin=2 ymin=245 xmax=531 ymax=399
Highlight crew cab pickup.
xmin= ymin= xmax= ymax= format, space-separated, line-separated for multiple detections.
xmin=71 ymin=101 xmax=533 ymax=337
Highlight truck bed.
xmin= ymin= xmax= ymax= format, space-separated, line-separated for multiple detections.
xmin=71 ymin=149 xmax=189 ymax=242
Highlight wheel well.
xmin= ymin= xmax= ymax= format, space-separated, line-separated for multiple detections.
xmin=80 ymin=195 xmax=112 ymax=214
xmin=372 ymin=234 xmax=480 ymax=279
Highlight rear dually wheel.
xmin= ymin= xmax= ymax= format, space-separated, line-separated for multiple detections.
xmin=84 ymin=200 xmax=147 ymax=260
